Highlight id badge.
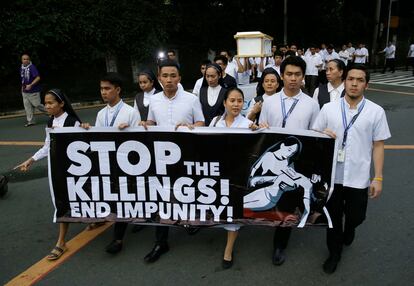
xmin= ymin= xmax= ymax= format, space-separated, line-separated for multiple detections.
xmin=337 ymin=149 xmax=345 ymax=162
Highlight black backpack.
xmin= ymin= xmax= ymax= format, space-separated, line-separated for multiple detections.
xmin=0 ymin=175 xmax=8 ymax=198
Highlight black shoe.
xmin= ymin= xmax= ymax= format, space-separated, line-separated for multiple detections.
xmin=131 ymin=225 xmax=145 ymax=233
xmin=222 ymin=258 xmax=233 ymax=269
xmin=272 ymin=248 xmax=286 ymax=266
xmin=105 ymin=240 xmax=123 ymax=254
xmin=186 ymin=226 xmax=200 ymax=235
xmin=323 ymin=256 xmax=340 ymax=274
xmin=144 ymin=244 xmax=169 ymax=263
xmin=343 ymin=227 xmax=355 ymax=246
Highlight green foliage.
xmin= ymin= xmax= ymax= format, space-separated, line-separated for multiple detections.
xmin=0 ymin=0 xmax=174 ymax=76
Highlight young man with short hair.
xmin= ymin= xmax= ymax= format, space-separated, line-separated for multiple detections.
xmin=312 ymin=64 xmax=391 ymax=274
xmin=259 ymin=56 xmax=320 ymax=266
xmin=214 ymin=55 xmax=237 ymax=89
xmin=140 ymin=59 xmax=205 ymax=263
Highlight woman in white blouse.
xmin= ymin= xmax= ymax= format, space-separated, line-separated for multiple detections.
xmin=15 ymin=89 xmax=81 ymax=261
xmin=210 ymin=87 xmax=260 ymax=269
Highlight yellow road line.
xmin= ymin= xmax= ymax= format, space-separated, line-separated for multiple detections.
xmin=384 ymin=145 xmax=414 ymax=150
xmin=0 ymin=141 xmax=44 ymax=146
xmin=5 ymin=222 xmax=113 ymax=286
xmin=1 ymin=141 xmax=414 ymax=150
xmin=368 ymin=87 xmax=414 ymax=96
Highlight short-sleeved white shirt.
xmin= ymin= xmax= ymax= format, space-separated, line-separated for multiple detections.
xmin=313 ymin=82 xmax=344 ymax=103
xmin=133 ymin=88 xmax=157 ymax=113
xmin=259 ymin=89 xmax=320 ymax=130
xmin=209 ymin=113 xmax=252 ymax=128
xmin=325 ymin=51 xmax=340 ymax=63
xmin=192 ymin=77 xmax=204 ymax=96
xmin=147 ymin=90 xmax=205 ymax=126
xmin=354 ymin=48 xmax=369 ymax=63
xmin=338 ymin=50 xmax=350 ymax=65
xmin=305 ymin=53 xmax=323 ymax=76
xmin=312 ymin=97 xmax=391 ymax=188
xmin=383 ymin=45 xmax=396 ymax=59
xmin=346 ymin=47 xmax=355 ymax=60
xmin=96 ymin=100 xmax=140 ymax=127
xmin=408 ymin=44 xmax=414 ymax=58
xmin=32 ymin=112 xmax=80 ymax=161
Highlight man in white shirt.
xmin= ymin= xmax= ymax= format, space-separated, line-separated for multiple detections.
xmin=260 ymin=51 xmax=283 ymax=75
xmin=354 ymin=43 xmax=369 ymax=64
xmin=408 ymin=42 xmax=414 ymax=76
xmin=304 ymin=45 xmax=323 ymax=96
xmin=338 ymin=44 xmax=350 ymax=66
xmin=346 ymin=42 xmax=355 ymax=66
xmin=379 ymin=42 xmax=396 ymax=73
xmin=259 ymin=56 xmax=320 ymax=266
xmin=141 ymin=59 xmax=205 ymax=263
xmin=312 ymin=64 xmax=391 ymax=274
xmin=80 ymin=73 xmax=140 ymax=255
xmin=192 ymin=59 xmax=211 ymax=96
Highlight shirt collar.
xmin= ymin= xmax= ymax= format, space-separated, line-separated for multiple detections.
xmin=327 ymin=82 xmax=344 ymax=93
xmin=280 ymin=89 xmax=302 ymax=100
xmin=163 ymin=90 xmax=179 ymax=101
xmin=343 ymin=96 xmax=365 ymax=110
xmin=144 ymin=88 xmax=155 ymax=96
xmin=107 ymin=99 xmax=123 ymax=110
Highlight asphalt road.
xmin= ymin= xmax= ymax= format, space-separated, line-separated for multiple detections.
xmin=0 ymin=82 xmax=413 ymax=286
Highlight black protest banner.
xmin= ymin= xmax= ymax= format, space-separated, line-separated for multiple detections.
xmin=49 ymin=127 xmax=335 ymax=228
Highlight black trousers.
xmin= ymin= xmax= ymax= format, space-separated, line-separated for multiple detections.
xmin=326 ymin=184 xmax=368 ymax=259
xmin=305 ymin=75 xmax=319 ymax=96
xmin=382 ymin=58 xmax=396 ymax=73
xmin=156 ymin=226 xmax=169 ymax=246
xmin=114 ymin=222 xmax=128 ymax=240
xmin=273 ymin=226 xmax=292 ymax=250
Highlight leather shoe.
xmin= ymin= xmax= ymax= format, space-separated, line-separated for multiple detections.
xmin=144 ymin=244 xmax=169 ymax=263
xmin=272 ymin=248 xmax=286 ymax=266
xmin=343 ymin=227 xmax=355 ymax=246
xmin=222 ymin=258 xmax=233 ymax=269
xmin=105 ymin=240 xmax=123 ymax=254
xmin=323 ymin=256 xmax=340 ymax=274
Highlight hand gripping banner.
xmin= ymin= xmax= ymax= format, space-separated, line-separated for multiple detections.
xmin=48 ymin=127 xmax=335 ymax=228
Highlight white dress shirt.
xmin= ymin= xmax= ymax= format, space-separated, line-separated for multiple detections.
xmin=354 ymin=48 xmax=369 ymax=63
xmin=383 ymin=45 xmax=396 ymax=59
xmin=32 ymin=112 xmax=80 ymax=161
xmin=338 ymin=50 xmax=350 ymax=65
xmin=246 ymin=93 xmax=274 ymax=116
xmin=207 ymin=85 xmax=222 ymax=106
xmin=96 ymin=100 xmax=140 ymax=127
xmin=305 ymin=53 xmax=323 ymax=76
xmin=313 ymin=82 xmax=345 ymax=103
xmin=192 ymin=77 xmax=204 ymax=96
xmin=147 ymin=90 xmax=205 ymax=126
xmin=133 ymin=88 xmax=156 ymax=113
xmin=312 ymin=97 xmax=391 ymax=188
xmin=209 ymin=113 xmax=252 ymax=128
xmin=259 ymin=89 xmax=320 ymax=130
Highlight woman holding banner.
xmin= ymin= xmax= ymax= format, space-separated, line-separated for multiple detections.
xmin=15 ymin=89 xmax=82 ymax=260
xmin=210 ymin=87 xmax=260 ymax=269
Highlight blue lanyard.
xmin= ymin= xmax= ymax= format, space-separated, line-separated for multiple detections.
xmin=105 ymin=100 xmax=124 ymax=127
xmin=341 ymin=98 xmax=365 ymax=148
xmin=280 ymin=96 xmax=299 ymax=128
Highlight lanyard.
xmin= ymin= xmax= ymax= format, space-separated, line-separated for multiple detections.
xmin=105 ymin=100 xmax=124 ymax=127
xmin=280 ymin=96 xmax=299 ymax=128
xmin=341 ymin=98 xmax=365 ymax=148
